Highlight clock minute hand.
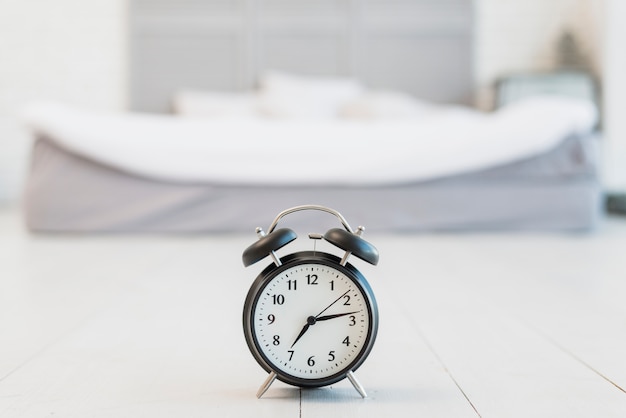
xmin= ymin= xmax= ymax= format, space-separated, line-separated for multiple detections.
xmin=316 ymin=311 xmax=361 ymax=322
xmin=291 ymin=290 xmax=354 ymax=348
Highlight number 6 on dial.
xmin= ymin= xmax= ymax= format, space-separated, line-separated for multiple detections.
xmin=242 ymin=205 xmax=379 ymax=398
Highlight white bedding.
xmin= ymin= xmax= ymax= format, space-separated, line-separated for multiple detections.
xmin=22 ymin=97 xmax=597 ymax=186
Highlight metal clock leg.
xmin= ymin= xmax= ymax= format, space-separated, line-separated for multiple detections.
xmin=256 ymin=371 xmax=277 ymax=399
xmin=346 ymin=370 xmax=367 ymax=398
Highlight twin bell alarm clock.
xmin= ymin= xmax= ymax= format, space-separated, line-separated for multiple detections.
xmin=242 ymin=205 xmax=379 ymax=398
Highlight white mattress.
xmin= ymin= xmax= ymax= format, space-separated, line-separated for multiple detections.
xmin=22 ymin=97 xmax=597 ymax=186
xmin=23 ymin=133 xmax=601 ymax=233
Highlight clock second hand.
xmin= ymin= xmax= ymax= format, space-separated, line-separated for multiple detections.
xmin=315 ymin=289 xmax=351 ymax=318
xmin=290 ymin=289 xmax=353 ymax=348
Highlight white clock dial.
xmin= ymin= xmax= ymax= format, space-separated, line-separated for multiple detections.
xmin=252 ymin=262 xmax=371 ymax=380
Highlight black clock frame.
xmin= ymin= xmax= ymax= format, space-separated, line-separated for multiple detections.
xmin=242 ymin=251 xmax=379 ymax=388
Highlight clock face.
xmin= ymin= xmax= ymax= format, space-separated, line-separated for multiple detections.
xmin=243 ymin=252 xmax=378 ymax=387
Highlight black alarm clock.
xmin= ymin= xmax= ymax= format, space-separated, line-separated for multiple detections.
xmin=242 ymin=205 xmax=379 ymax=398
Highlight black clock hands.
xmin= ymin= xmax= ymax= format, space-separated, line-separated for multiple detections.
xmin=316 ymin=311 xmax=360 ymax=322
xmin=315 ymin=289 xmax=351 ymax=318
xmin=291 ymin=289 xmax=360 ymax=348
xmin=290 ymin=317 xmax=314 ymax=348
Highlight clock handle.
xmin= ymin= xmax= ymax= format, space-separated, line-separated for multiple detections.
xmin=266 ymin=204 xmax=354 ymax=234
xmin=244 ymin=205 xmax=378 ymax=267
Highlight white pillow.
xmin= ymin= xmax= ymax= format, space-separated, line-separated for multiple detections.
xmin=258 ymin=71 xmax=365 ymax=119
xmin=339 ymin=90 xmax=436 ymax=120
xmin=172 ymin=90 xmax=261 ymax=119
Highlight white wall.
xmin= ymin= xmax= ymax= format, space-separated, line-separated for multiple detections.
xmin=603 ymin=0 xmax=626 ymax=190
xmin=475 ymin=0 xmax=603 ymax=109
xmin=0 ymin=0 xmax=614 ymax=203
xmin=0 ymin=0 xmax=127 ymax=203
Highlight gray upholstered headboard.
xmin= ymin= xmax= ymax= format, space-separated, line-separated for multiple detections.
xmin=130 ymin=0 xmax=474 ymax=113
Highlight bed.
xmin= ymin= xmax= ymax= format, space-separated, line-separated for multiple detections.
xmin=21 ymin=95 xmax=601 ymax=233
xmin=20 ymin=1 xmax=601 ymax=233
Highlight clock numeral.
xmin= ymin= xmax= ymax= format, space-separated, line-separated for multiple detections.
xmin=342 ymin=336 xmax=350 ymax=346
xmin=287 ymin=279 xmax=297 ymax=291
xmin=328 ymin=350 xmax=336 ymax=361
xmin=329 ymin=280 xmax=334 ymax=291
xmin=273 ymin=335 xmax=280 ymax=346
xmin=306 ymin=274 xmax=318 ymax=285
xmin=272 ymin=294 xmax=285 ymax=305
xmin=288 ymin=350 xmax=294 ymax=361
xmin=343 ymin=295 xmax=351 ymax=306
xmin=349 ymin=315 xmax=356 ymax=326
xmin=267 ymin=314 xmax=275 ymax=324
xmin=307 ymin=356 xmax=316 ymax=367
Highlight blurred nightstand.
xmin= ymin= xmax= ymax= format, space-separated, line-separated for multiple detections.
xmin=495 ymin=71 xmax=599 ymax=111
xmin=495 ymin=71 xmax=626 ymax=216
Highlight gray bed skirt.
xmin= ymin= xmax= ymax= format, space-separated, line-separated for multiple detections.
xmin=23 ymin=135 xmax=602 ymax=233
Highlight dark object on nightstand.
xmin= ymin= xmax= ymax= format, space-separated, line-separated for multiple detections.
xmin=606 ymin=193 xmax=626 ymax=216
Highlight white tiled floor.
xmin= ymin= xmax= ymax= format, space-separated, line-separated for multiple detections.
xmin=1 ymin=209 xmax=626 ymax=417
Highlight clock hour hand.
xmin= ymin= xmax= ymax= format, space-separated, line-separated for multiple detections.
xmin=290 ymin=316 xmax=316 ymax=348
xmin=316 ymin=311 xmax=361 ymax=322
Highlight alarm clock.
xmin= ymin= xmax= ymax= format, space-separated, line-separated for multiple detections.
xmin=242 ymin=205 xmax=379 ymax=398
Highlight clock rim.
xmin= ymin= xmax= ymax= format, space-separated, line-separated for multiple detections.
xmin=242 ymin=251 xmax=379 ymax=388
